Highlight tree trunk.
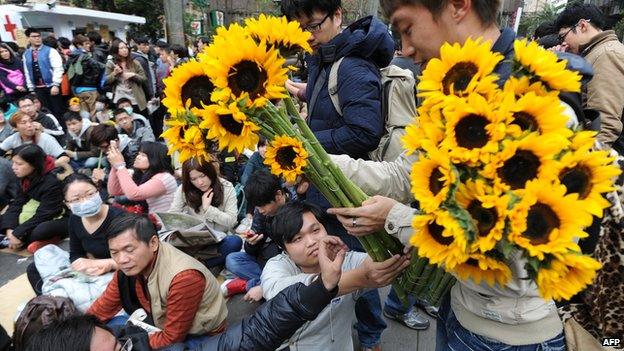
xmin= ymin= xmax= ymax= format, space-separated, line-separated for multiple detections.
xmin=364 ymin=0 xmax=378 ymax=16
xmin=163 ymin=0 xmax=185 ymax=45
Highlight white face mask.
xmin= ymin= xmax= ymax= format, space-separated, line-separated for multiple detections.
xmin=124 ymin=106 xmax=134 ymax=115
xmin=95 ymin=102 xmax=105 ymax=111
xmin=70 ymin=194 xmax=103 ymax=218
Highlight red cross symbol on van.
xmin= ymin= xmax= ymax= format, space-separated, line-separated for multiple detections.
xmin=3 ymin=15 xmax=17 ymax=41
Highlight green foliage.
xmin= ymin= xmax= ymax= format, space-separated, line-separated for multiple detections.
xmin=517 ymin=3 xmax=564 ymax=38
xmin=615 ymin=18 xmax=624 ymax=41
xmin=86 ymin=0 xmax=165 ymax=39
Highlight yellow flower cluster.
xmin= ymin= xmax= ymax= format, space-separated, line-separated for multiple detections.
xmin=406 ymin=38 xmax=619 ymax=301
xmin=161 ymin=15 xmax=311 ymax=162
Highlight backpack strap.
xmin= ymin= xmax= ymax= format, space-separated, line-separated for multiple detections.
xmin=327 ymin=57 xmax=345 ymax=116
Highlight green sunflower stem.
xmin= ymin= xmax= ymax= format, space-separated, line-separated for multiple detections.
xmin=426 ymin=268 xmax=445 ymax=301
xmin=430 ymin=274 xmax=456 ymax=307
xmin=414 ymin=264 xmax=435 ymax=298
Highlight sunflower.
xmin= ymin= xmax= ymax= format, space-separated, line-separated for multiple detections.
xmin=204 ymin=36 xmax=288 ymax=108
xmin=410 ymin=149 xmax=455 ymax=213
xmin=162 ymin=120 xmax=212 ymax=163
xmin=410 ymin=211 xmax=470 ymax=268
xmin=198 ymin=101 xmax=260 ymax=153
xmin=264 ymin=135 xmax=309 ymax=183
xmin=536 ymin=252 xmax=601 ymax=301
xmin=556 ymin=149 xmax=621 ymax=216
xmin=483 ymin=133 xmax=565 ymax=191
xmin=244 ymin=14 xmax=312 ymax=55
xmin=418 ymin=38 xmax=502 ymax=99
xmin=162 ymin=60 xmax=214 ymax=116
xmin=507 ymin=180 xmax=591 ymax=260
xmin=504 ymin=91 xmax=571 ymax=137
xmin=570 ymin=130 xmax=598 ymax=151
xmin=449 ymin=251 xmax=512 ymax=286
xmin=502 ymin=76 xmax=551 ymax=98
xmin=402 ymin=107 xmax=445 ymax=154
xmin=197 ymin=23 xmax=250 ymax=61
xmin=513 ymin=39 xmax=582 ymax=93
xmin=456 ymin=180 xmax=507 ymax=253
xmin=440 ymin=93 xmax=507 ymax=165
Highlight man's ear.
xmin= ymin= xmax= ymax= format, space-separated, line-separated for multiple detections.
xmin=448 ymin=0 xmax=471 ymax=22
xmin=274 ymin=189 xmax=283 ymax=201
xmin=333 ymin=8 xmax=343 ymax=29
xmin=149 ymin=235 xmax=159 ymax=253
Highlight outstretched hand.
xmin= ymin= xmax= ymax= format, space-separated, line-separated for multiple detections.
xmin=317 ymin=236 xmax=348 ymax=291
xmin=327 ymin=196 xmax=398 ymax=236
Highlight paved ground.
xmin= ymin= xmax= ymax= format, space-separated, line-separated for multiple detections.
xmin=0 ymin=248 xmax=436 ymax=350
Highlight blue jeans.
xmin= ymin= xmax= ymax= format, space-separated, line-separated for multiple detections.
xmin=354 ymin=289 xmax=387 ymax=348
xmin=384 ymin=287 xmax=416 ymax=314
xmin=69 ymin=156 xmax=100 ymax=171
xmin=225 ymin=251 xmax=263 ymax=291
xmin=436 ymin=294 xmax=566 ymax=350
xmin=203 ymin=235 xmax=243 ymax=268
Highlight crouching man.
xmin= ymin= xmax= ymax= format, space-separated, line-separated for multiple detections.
xmin=87 ymin=213 xmax=227 ymax=350
xmin=261 ymin=201 xmax=411 ymax=351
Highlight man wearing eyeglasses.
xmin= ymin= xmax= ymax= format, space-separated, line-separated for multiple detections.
xmin=22 ymin=28 xmax=65 ymax=123
xmin=280 ymin=2 xmax=416 ymax=350
xmin=555 ymin=3 xmax=624 ymax=150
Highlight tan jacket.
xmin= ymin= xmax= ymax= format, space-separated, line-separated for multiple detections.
xmin=148 ymin=242 xmax=228 ymax=334
xmin=105 ymin=59 xmax=148 ymax=111
xmin=581 ymin=30 xmax=624 ymax=147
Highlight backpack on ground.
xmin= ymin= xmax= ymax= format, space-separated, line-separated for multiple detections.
xmin=327 ymin=58 xmax=417 ymax=162
xmin=13 ymin=295 xmax=79 ymax=351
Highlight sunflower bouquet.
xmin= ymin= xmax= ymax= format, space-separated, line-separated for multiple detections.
xmin=161 ymin=15 xmax=434 ymax=304
xmin=404 ymin=38 xmax=621 ymax=301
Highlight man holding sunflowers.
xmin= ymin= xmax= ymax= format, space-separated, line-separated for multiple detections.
xmin=327 ymin=0 xmax=577 ymax=350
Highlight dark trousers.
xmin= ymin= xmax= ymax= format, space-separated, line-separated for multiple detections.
xmin=27 ymin=262 xmax=43 ymax=295
xmin=21 ymin=217 xmax=69 ymax=244
xmin=35 ymin=87 xmax=65 ymax=124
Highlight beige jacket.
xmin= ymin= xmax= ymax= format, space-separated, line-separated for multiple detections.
xmin=105 ymin=59 xmax=148 ymax=111
xmin=332 ymin=153 xmax=563 ymax=345
xmin=581 ymin=30 xmax=624 ymax=147
xmin=148 ymin=242 xmax=228 ymax=334
xmin=169 ymin=178 xmax=238 ymax=233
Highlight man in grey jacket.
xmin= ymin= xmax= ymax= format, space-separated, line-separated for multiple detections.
xmin=326 ymin=0 xmax=571 ymax=350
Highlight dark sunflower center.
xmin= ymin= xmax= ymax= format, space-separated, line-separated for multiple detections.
xmin=178 ymin=126 xmax=187 ymax=139
xmin=465 ymin=258 xmax=480 ymax=267
xmin=498 ymin=150 xmax=540 ymax=190
xmin=467 ymin=200 xmax=498 ymax=237
xmin=218 ymin=114 xmax=244 ymax=135
xmin=181 ymin=76 xmax=214 ymax=110
xmin=428 ymin=222 xmax=454 ymax=246
xmin=560 ymin=166 xmax=592 ymax=199
xmin=442 ymin=62 xmax=479 ymax=95
xmin=454 ymin=114 xmax=489 ymax=149
xmin=429 ymin=168 xmax=445 ymax=195
xmin=227 ymin=60 xmax=268 ymax=99
xmin=523 ymin=203 xmax=560 ymax=245
xmin=512 ymin=112 xmax=538 ymax=132
xmin=276 ymin=146 xmax=298 ymax=170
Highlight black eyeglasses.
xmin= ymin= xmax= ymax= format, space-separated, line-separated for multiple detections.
xmin=558 ymin=19 xmax=590 ymax=44
xmin=302 ymin=14 xmax=331 ymax=33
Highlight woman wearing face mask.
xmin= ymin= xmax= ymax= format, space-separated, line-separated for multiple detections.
xmin=107 ymin=141 xmax=177 ymax=213
xmin=0 ymin=42 xmax=26 ymax=103
xmin=92 ymin=96 xmax=113 ymax=123
xmin=0 ymin=144 xmax=68 ymax=253
xmin=169 ymin=158 xmax=243 ymax=268
xmin=104 ymin=40 xmax=147 ymax=113
xmin=25 ymin=174 xmax=124 ymax=295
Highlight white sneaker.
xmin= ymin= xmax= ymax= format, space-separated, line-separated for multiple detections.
xmin=235 ymin=217 xmax=252 ymax=234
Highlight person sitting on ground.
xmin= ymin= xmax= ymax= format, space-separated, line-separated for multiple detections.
xmin=0 ymin=104 xmax=15 ymax=143
xmin=64 ymin=111 xmax=99 ymax=171
xmin=224 ymin=170 xmax=287 ymax=301
xmin=112 ymin=107 xmax=154 ymax=159
xmin=116 ymin=97 xmax=153 ymax=129
xmin=0 ymin=111 xmax=70 ymax=170
xmin=92 ymin=95 xmax=113 ymax=123
xmin=235 ymin=136 xmax=269 ymax=234
xmin=87 ymin=213 xmax=228 ymax=350
xmin=0 ymin=157 xmax=18 ymax=209
xmin=0 ymin=144 xmax=68 ymax=253
xmin=88 ymin=124 xmax=133 ymax=187
xmin=261 ymin=200 xmax=410 ymax=351
xmin=17 ymin=95 xmax=64 ymax=144
xmin=169 ymin=158 xmax=243 ymax=269
xmin=26 ymin=233 xmax=347 ymax=351
xmin=26 ymin=174 xmax=124 ymax=295
xmin=107 ymin=141 xmax=177 ymax=213
xmin=67 ymin=96 xmax=91 ymax=121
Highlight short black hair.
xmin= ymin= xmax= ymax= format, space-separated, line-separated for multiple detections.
xmin=197 ymin=36 xmax=210 ymax=44
xmin=107 ymin=213 xmax=157 ymax=244
xmin=555 ymin=3 xmax=606 ymax=31
xmin=380 ymin=0 xmax=500 ymax=25
xmin=63 ymin=111 xmax=82 ymax=123
xmin=245 ymin=170 xmax=282 ymax=208
xmin=280 ymin=0 xmax=341 ymax=20
xmin=113 ymin=108 xmax=130 ymax=118
xmin=156 ymin=40 xmax=169 ymax=49
xmin=135 ymin=36 xmax=150 ymax=45
xmin=534 ymin=21 xmax=556 ymax=39
xmin=24 ymin=28 xmax=41 ymax=37
xmin=271 ymin=200 xmax=326 ymax=250
xmin=17 ymin=95 xmax=34 ymax=106
xmin=58 ymin=37 xmax=71 ymax=50
xmin=170 ymin=44 xmax=189 ymax=58
xmin=258 ymin=135 xmax=268 ymax=148
xmin=116 ymin=98 xmax=132 ymax=107
xmin=43 ymin=36 xmax=58 ymax=49
xmin=86 ymin=31 xmax=102 ymax=45
xmin=25 ymin=315 xmax=108 ymax=351
xmin=62 ymin=173 xmax=98 ymax=199
xmin=90 ymin=124 xmax=119 ymax=147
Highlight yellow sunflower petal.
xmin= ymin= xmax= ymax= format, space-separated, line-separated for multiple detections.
xmin=410 ymin=211 xmax=469 ymax=268
xmin=536 ymin=252 xmax=601 ymax=301
xmin=162 ymin=60 xmax=214 ymax=116
xmin=449 ymin=252 xmax=512 ymax=286
xmin=245 ymin=14 xmax=312 ymax=55
xmin=198 ymin=102 xmax=260 ymax=153
xmin=410 ymin=149 xmax=455 ymax=213
xmin=264 ymin=135 xmax=308 ymax=183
